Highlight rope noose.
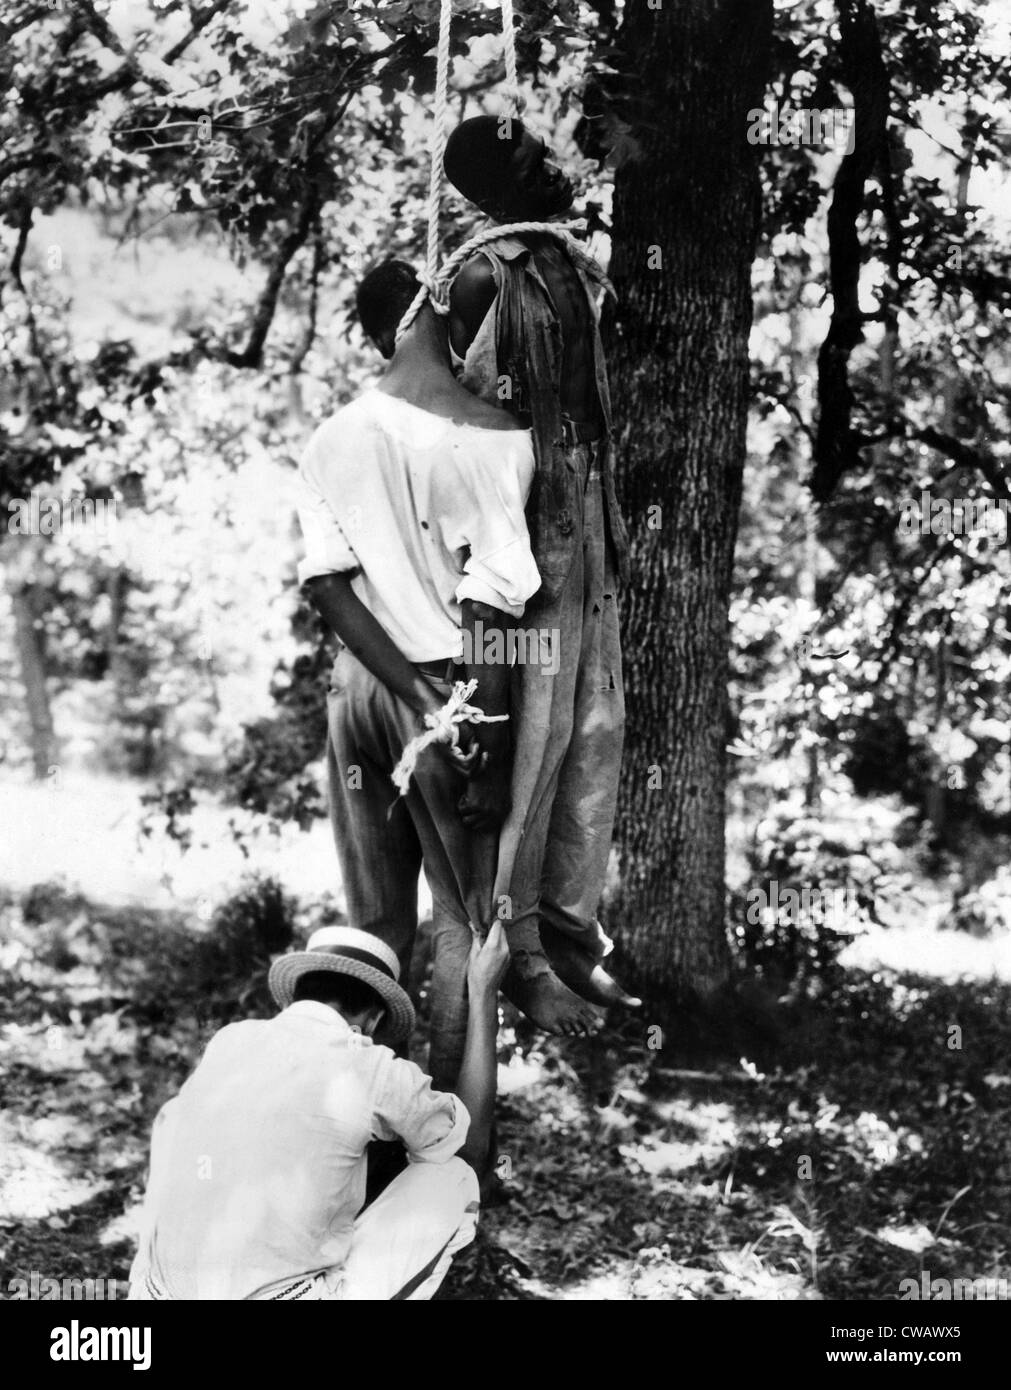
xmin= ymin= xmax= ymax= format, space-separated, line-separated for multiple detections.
xmin=500 ymin=0 xmax=522 ymax=120
xmin=386 ymin=3 xmax=613 ymax=797
xmin=425 ymin=0 xmax=454 ymax=284
xmin=394 ymin=0 xmax=608 ymax=349
xmin=394 ymin=0 xmax=453 ymax=345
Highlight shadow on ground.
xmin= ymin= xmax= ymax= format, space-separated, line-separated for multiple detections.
xmin=1 ymin=884 xmax=1009 ymax=1301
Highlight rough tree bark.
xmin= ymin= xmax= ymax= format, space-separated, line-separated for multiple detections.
xmin=602 ymin=0 xmax=773 ymax=1000
xmin=6 ymin=561 xmax=56 ymax=779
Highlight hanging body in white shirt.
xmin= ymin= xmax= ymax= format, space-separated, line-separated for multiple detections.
xmin=295 ymin=389 xmax=540 ymax=662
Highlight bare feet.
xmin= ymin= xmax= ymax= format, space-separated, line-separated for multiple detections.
xmin=502 ymin=950 xmax=604 ymax=1036
xmin=541 ymin=925 xmax=642 ymax=1010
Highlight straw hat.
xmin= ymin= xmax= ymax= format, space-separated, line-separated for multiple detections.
xmin=268 ymin=927 xmax=415 ymax=1043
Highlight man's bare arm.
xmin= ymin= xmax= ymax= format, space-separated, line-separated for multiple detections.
xmin=455 ymin=922 xmax=510 ymax=1170
xmin=448 ymin=256 xmax=497 ymax=361
xmin=457 ymin=597 xmax=515 ymax=832
xmin=303 ymin=573 xmax=446 ymax=723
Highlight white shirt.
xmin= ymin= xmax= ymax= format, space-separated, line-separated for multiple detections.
xmin=295 ymin=389 xmax=540 ymax=662
xmin=128 ymin=1002 xmax=470 ymax=1300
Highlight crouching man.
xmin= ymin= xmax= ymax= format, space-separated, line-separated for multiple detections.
xmin=128 ymin=922 xmax=508 ymax=1300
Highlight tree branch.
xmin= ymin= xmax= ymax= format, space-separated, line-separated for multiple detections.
xmin=4 ymin=200 xmax=57 ymax=396
xmin=9 ymin=202 xmax=32 ymax=289
xmin=222 ymin=190 xmax=320 ymax=369
xmin=20 ymin=0 xmax=231 ymax=116
xmin=289 ymin=231 xmax=325 ymax=377
xmin=912 ymin=426 xmax=1011 ymax=505
xmin=0 ymin=150 xmax=63 ymax=189
xmin=810 ymin=0 xmax=891 ymax=502
xmin=2 ymin=13 xmax=407 ymax=375
xmin=162 ymin=0 xmax=233 ymax=65
xmin=0 ymin=3 xmax=52 ymax=43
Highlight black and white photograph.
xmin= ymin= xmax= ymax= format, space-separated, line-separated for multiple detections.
xmin=1 ymin=0 xmax=1009 ymax=1348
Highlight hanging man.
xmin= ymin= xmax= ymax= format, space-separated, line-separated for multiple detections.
xmin=441 ymin=115 xmax=640 ymax=1031
xmin=297 ymin=259 xmax=603 ymax=1091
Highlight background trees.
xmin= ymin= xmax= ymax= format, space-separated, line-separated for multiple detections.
xmin=592 ymin=0 xmax=773 ymax=1000
xmin=3 ymin=0 xmax=1011 ymax=1306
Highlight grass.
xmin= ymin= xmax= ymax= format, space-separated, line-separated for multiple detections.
xmin=1 ymin=879 xmax=1009 ymax=1301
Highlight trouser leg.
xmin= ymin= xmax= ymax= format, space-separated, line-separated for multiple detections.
xmin=540 ymin=465 xmax=625 ymax=957
xmin=331 ymin=649 xmax=498 ymax=1068
xmin=329 ymin=648 xmax=498 ymax=946
xmin=327 ymin=659 xmax=422 ymax=971
xmin=336 ymin=1158 xmax=480 ymax=1301
xmin=403 ymin=733 xmax=498 ymax=937
xmin=492 ymin=463 xmax=585 ymax=954
xmin=494 ymin=448 xmax=623 ymax=961
xmin=329 ymin=686 xmax=423 ymax=1197
xmin=427 ymin=901 xmax=474 ymax=1091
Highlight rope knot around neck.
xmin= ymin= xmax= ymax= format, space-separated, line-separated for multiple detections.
xmin=395 ymin=218 xmax=602 ymax=347
xmin=392 ymin=0 xmax=610 ymax=350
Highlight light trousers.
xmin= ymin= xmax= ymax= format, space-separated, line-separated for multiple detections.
xmin=494 ymin=450 xmax=625 ymax=959
xmin=311 ymin=1158 xmax=479 ymax=1301
xmin=326 ymin=650 xmax=494 ymax=1088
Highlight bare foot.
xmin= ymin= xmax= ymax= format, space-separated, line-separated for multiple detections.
xmin=502 ymin=951 xmax=604 ymax=1036
xmin=541 ymin=926 xmax=642 ymax=1010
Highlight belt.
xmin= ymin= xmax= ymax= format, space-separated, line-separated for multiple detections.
xmin=560 ymin=417 xmax=602 ymax=446
xmin=414 ymin=657 xmax=463 ymax=682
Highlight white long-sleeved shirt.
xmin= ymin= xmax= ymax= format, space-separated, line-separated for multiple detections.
xmin=127 ymin=1002 xmax=470 ymax=1300
xmin=295 ymin=389 xmax=540 ymax=662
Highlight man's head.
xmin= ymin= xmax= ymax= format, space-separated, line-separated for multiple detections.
xmin=269 ymin=926 xmax=415 ymax=1041
xmin=356 ymin=259 xmax=422 ymax=359
xmin=292 ymin=969 xmax=386 ymax=1037
xmin=443 ymin=116 xmax=574 ymax=223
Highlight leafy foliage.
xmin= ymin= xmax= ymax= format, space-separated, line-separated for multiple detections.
xmin=2 ymin=879 xmax=1009 ymax=1301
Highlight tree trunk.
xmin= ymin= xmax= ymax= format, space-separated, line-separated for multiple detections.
xmin=929 ymin=119 xmax=974 ymax=844
xmin=604 ymin=0 xmax=773 ymax=1001
xmin=792 ymin=296 xmax=821 ymax=809
xmin=8 ymin=567 xmax=57 ymax=779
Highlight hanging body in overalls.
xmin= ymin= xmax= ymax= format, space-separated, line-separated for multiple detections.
xmin=450 ymin=231 xmax=630 ymax=1013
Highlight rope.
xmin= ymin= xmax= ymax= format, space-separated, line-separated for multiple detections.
xmin=438 ymin=219 xmax=610 ymax=296
xmin=395 ymin=277 xmax=446 ymax=348
xmin=425 ymin=0 xmax=454 ymax=283
xmin=500 ymin=0 xmax=522 ymax=117
xmin=391 ymin=679 xmax=509 ymax=797
xmin=393 ymin=1 xmax=609 ymax=347
xmin=395 ymin=218 xmax=610 ymax=347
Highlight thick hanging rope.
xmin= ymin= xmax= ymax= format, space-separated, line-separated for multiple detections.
xmin=438 ymin=218 xmax=610 ymax=296
xmin=395 ymin=217 xmax=610 ymax=347
xmin=391 ymin=679 xmax=509 ymax=796
xmin=393 ymin=0 xmax=604 ymax=348
xmin=388 ymin=4 xmax=610 ymax=796
xmin=425 ymin=0 xmax=454 ymax=284
xmin=394 ymin=0 xmax=453 ymax=342
xmin=500 ymin=0 xmax=522 ymax=117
